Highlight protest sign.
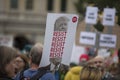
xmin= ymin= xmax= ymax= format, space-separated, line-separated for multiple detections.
xmin=85 ymin=6 xmax=98 ymax=24
xmin=99 ymin=34 xmax=116 ymax=48
xmin=0 ymin=35 xmax=13 ymax=47
xmin=40 ymin=13 xmax=78 ymax=67
xmin=98 ymin=48 xmax=110 ymax=58
xmin=102 ymin=8 xmax=116 ymax=26
xmin=71 ymin=44 xmax=86 ymax=64
xmin=79 ymin=31 xmax=96 ymax=46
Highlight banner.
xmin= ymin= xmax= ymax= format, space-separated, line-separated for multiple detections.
xmin=0 ymin=35 xmax=13 ymax=47
xmin=102 ymin=8 xmax=116 ymax=26
xmin=99 ymin=34 xmax=116 ymax=48
xmin=40 ymin=13 xmax=78 ymax=67
xmin=79 ymin=31 xmax=96 ymax=45
xmin=85 ymin=6 xmax=98 ymax=24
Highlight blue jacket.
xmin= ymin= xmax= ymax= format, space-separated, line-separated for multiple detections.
xmin=15 ymin=68 xmax=56 ymax=80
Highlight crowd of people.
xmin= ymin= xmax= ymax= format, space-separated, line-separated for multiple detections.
xmin=0 ymin=35 xmax=120 ymax=80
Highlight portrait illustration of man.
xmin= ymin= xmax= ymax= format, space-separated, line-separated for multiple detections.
xmin=54 ymin=16 xmax=69 ymax=31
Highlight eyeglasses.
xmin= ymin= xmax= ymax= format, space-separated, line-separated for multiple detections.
xmin=16 ymin=60 xmax=24 ymax=63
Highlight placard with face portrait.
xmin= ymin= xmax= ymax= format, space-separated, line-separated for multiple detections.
xmin=40 ymin=13 xmax=79 ymax=67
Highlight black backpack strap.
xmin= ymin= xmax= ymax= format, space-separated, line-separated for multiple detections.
xmin=30 ymin=67 xmax=49 ymax=80
xmin=19 ymin=71 xmax=24 ymax=80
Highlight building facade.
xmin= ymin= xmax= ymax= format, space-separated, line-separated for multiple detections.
xmin=0 ymin=0 xmax=77 ymax=43
xmin=0 ymin=0 xmax=119 ymax=49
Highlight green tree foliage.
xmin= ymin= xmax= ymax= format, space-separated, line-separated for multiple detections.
xmin=74 ymin=0 xmax=120 ymax=31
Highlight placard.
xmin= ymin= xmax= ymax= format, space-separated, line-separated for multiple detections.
xmin=80 ymin=31 xmax=96 ymax=45
xmin=71 ymin=44 xmax=86 ymax=64
xmin=85 ymin=6 xmax=98 ymax=24
xmin=102 ymin=8 xmax=116 ymax=26
xmin=99 ymin=34 xmax=116 ymax=48
xmin=40 ymin=13 xmax=79 ymax=67
xmin=0 ymin=35 xmax=13 ymax=47
xmin=98 ymin=48 xmax=110 ymax=58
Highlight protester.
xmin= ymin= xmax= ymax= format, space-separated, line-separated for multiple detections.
xmin=15 ymin=53 xmax=29 ymax=80
xmin=92 ymin=55 xmax=105 ymax=70
xmin=69 ymin=62 xmax=77 ymax=68
xmin=91 ymin=55 xmax=117 ymax=80
xmin=101 ymin=49 xmax=120 ymax=80
xmin=64 ymin=66 xmax=83 ymax=80
xmin=58 ymin=64 xmax=69 ymax=80
xmin=80 ymin=66 xmax=102 ymax=80
xmin=15 ymin=53 xmax=29 ymax=73
xmin=79 ymin=53 xmax=89 ymax=66
xmin=64 ymin=53 xmax=89 ymax=80
xmin=0 ymin=46 xmax=18 ymax=80
xmin=108 ymin=63 xmax=118 ymax=76
xmin=86 ymin=58 xmax=95 ymax=67
xmin=115 ymin=49 xmax=120 ymax=79
xmin=22 ymin=44 xmax=33 ymax=58
xmin=113 ymin=49 xmax=120 ymax=80
xmin=15 ymin=43 xmax=56 ymax=80
xmin=13 ymin=35 xmax=33 ymax=51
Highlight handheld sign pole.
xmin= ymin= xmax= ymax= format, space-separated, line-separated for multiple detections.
xmin=85 ymin=24 xmax=92 ymax=32
xmin=84 ymin=6 xmax=99 ymax=54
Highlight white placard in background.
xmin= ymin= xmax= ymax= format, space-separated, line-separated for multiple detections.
xmin=85 ymin=6 xmax=98 ymax=24
xmin=40 ymin=13 xmax=79 ymax=67
xmin=80 ymin=31 xmax=96 ymax=46
xmin=0 ymin=35 xmax=13 ymax=47
xmin=99 ymin=34 xmax=116 ymax=48
xmin=98 ymin=48 xmax=110 ymax=58
xmin=71 ymin=44 xmax=86 ymax=64
xmin=102 ymin=8 xmax=116 ymax=26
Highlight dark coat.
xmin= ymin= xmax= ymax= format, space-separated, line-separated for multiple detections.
xmin=104 ymin=63 xmax=120 ymax=80
xmin=0 ymin=77 xmax=14 ymax=80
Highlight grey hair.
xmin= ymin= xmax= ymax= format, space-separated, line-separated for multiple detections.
xmin=30 ymin=43 xmax=43 ymax=65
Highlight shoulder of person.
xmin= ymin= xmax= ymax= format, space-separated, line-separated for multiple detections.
xmin=0 ymin=77 xmax=14 ymax=80
xmin=41 ymin=72 xmax=56 ymax=80
xmin=24 ymin=69 xmax=38 ymax=75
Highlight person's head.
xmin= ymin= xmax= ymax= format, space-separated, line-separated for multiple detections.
xmin=108 ymin=63 xmax=118 ymax=75
xmin=29 ymin=43 xmax=43 ymax=66
xmin=92 ymin=55 xmax=104 ymax=70
xmin=70 ymin=62 xmax=77 ymax=68
xmin=59 ymin=64 xmax=69 ymax=74
xmin=0 ymin=46 xmax=18 ymax=78
xmin=79 ymin=54 xmax=89 ymax=66
xmin=87 ymin=59 xmax=95 ymax=67
xmin=49 ymin=57 xmax=62 ymax=66
xmin=80 ymin=66 xmax=102 ymax=80
xmin=13 ymin=35 xmax=31 ymax=51
xmin=22 ymin=45 xmax=33 ymax=58
xmin=15 ymin=53 xmax=29 ymax=72
xmin=54 ymin=16 xmax=69 ymax=31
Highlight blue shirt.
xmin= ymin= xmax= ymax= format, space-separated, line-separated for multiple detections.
xmin=15 ymin=68 xmax=56 ymax=80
